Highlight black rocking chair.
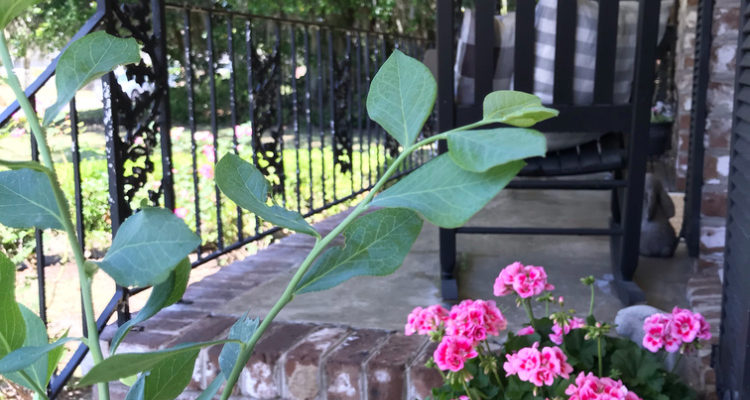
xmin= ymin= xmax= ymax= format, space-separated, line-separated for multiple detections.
xmin=436 ymin=0 xmax=662 ymax=305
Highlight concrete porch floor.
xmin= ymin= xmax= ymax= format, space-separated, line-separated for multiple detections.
xmin=218 ymin=188 xmax=691 ymax=332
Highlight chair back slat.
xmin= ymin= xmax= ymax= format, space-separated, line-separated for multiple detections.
xmin=594 ymin=0 xmax=619 ymax=103
xmin=474 ymin=0 xmax=496 ymax=104
xmin=553 ymin=0 xmax=577 ymax=104
xmin=514 ymin=0 xmax=535 ymax=92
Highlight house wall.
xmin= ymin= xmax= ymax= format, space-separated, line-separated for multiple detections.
xmin=673 ymin=0 xmax=739 ymax=397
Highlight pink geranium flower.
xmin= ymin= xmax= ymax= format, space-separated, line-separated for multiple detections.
xmin=173 ymin=207 xmax=189 ymax=219
xmin=445 ymin=299 xmax=507 ymax=344
xmin=433 ymin=336 xmax=478 ymax=372
xmin=670 ymin=307 xmax=701 ymax=343
xmin=517 ymin=325 xmax=535 ymax=336
xmin=405 ymin=305 xmax=448 ymax=336
xmin=504 ymin=343 xmax=572 ymax=387
xmin=549 ymin=316 xmax=585 ymax=345
xmin=493 ymin=262 xmax=554 ymax=299
xmin=642 ymin=308 xmax=712 ymax=353
xmin=565 ymin=372 xmax=642 ymax=400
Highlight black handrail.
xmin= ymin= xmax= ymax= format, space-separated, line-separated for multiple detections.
xmin=0 ymin=0 xmax=106 ymax=126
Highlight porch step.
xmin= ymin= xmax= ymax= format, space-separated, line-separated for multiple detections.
xmin=99 ymin=317 xmax=440 ymax=400
xmin=95 ymin=206 xmax=443 ymax=399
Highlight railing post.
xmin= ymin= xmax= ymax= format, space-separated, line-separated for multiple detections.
xmin=101 ymin=0 xmax=131 ymax=324
xmin=152 ymin=0 xmax=175 ymax=211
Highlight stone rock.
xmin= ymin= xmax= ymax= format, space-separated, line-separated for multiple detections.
xmin=614 ymin=305 xmax=678 ymax=370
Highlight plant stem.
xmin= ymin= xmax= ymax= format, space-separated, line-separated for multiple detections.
xmin=523 ymin=299 xmax=535 ymax=326
xmin=461 ymin=379 xmax=474 ymax=400
xmin=0 ymin=32 xmax=108 ymax=400
xmin=219 ymin=125 xmax=482 ymax=400
xmin=589 ymin=284 xmax=595 ymax=317
xmin=597 ymin=336 xmax=603 ymax=377
xmin=672 ymin=352 xmax=683 ymax=373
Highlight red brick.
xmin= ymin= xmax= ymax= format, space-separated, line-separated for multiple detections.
xmin=408 ymin=342 xmax=442 ymax=400
xmin=701 ymin=191 xmax=728 ymax=218
xmin=165 ymin=314 xmax=237 ymax=347
xmin=367 ymin=334 xmax=427 ymax=400
xmin=325 ymin=329 xmax=390 ymax=400
xmin=283 ymin=326 xmax=350 ymax=400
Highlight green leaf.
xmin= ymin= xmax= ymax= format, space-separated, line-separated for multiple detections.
xmin=0 ymin=252 xmax=25 ymax=357
xmin=482 ymin=91 xmax=559 ymax=127
xmin=294 ymin=208 xmax=423 ymax=294
xmin=0 ymin=0 xmax=40 ymax=29
xmin=96 ymin=207 xmax=200 ymax=288
xmin=366 ymin=49 xmax=436 ymax=147
xmin=0 ymin=337 xmax=77 ymax=374
xmin=0 ymin=168 xmax=64 ymax=230
xmin=370 ymin=155 xmax=524 ymax=228
xmin=216 ymin=153 xmax=318 ymax=237
xmin=44 ymin=31 xmax=140 ymax=125
xmin=2 ymin=305 xmax=50 ymax=390
xmin=143 ymin=347 xmax=200 ymax=400
xmin=196 ymin=376 xmax=225 ymax=400
xmin=124 ymin=374 xmax=146 ymax=400
xmin=219 ymin=315 xmax=259 ymax=379
xmin=448 ymin=128 xmax=547 ymax=172
xmin=78 ymin=340 xmax=234 ymax=386
xmin=110 ymin=259 xmax=191 ymax=354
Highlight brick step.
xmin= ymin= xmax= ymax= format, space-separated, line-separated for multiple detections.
xmin=99 ymin=316 xmax=441 ymax=400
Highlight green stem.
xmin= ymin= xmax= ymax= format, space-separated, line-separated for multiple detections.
xmin=545 ymin=301 xmax=549 ymax=317
xmin=523 ymin=299 xmax=535 ymax=327
xmin=589 ymin=284 xmax=595 ymax=317
xmin=597 ymin=336 xmax=603 ymax=377
xmin=218 ymin=124 xmax=485 ymax=400
xmin=0 ymin=32 xmax=108 ymax=400
xmin=461 ymin=380 xmax=474 ymax=400
xmin=672 ymin=352 xmax=683 ymax=373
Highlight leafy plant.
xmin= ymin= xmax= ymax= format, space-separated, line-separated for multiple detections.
xmin=0 ymin=2 xmax=556 ymax=397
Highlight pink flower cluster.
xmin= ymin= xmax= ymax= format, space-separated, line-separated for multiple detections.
xmin=406 ymin=300 xmax=507 ymax=372
xmin=549 ymin=316 xmax=586 ymax=345
xmin=405 ymin=305 xmax=448 ymax=336
xmin=493 ymin=262 xmax=554 ymax=298
xmin=445 ymin=299 xmax=507 ymax=343
xmin=642 ymin=307 xmax=711 ymax=353
xmin=564 ymin=372 xmax=642 ymax=400
xmin=434 ymin=336 xmax=478 ymax=372
xmin=503 ymin=342 xmax=573 ymax=387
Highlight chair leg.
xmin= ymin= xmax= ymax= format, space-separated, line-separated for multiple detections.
xmin=439 ymin=227 xmax=459 ymax=300
xmin=614 ymin=165 xmax=648 ymax=305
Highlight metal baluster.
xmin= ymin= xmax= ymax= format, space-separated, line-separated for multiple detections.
xmin=303 ymin=28 xmax=314 ymax=211
xmin=290 ymin=24 xmax=302 ymax=213
xmin=28 ymin=97 xmax=46 ymax=325
xmin=379 ymin=35 xmax=387 ymax=178
xmin=183 ymin=10 xmax=203 ymax=255
xmin=227 ymin=17 xmax=243 ymax=241
xmin=345 ymin=33 xmax=354 ymax=194
xmin=205 ymin=12 xmax=224 ymax=250
xmin=355 ymin=33 xmax=364 ymax=191
xmin=275 ymin=22 xmax=286 ymax=207
xmin=327 ymin=29 xmax=337 ymax=202
xmin=316 ymin=28 xmax=326 ymax=207
xmin=246 ymin=19 xmax=261 ymax=236
xmin=364 ymin=34 xmax=373 ymax=188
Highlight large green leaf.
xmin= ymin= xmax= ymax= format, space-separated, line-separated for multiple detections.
xmin=370 ymin=155 xmax=524 ymax=228
xmin=0 ymin=0 xmax=39 ymax=29
xmin=79 ymin=340 xmax=234 ymax=386
xmin=143 ymin=348 xmax=200 ymax=400
xmin=219 ymin=315 xmax=259 ymax=379
xmin=216 ymin=153 xmax=318 ymax=237
xmin=2 ymin=305 xmax=51 ymax=391
xmin=0 ymin=252 xmax=25 ymax=357
xmin=96 ymin=207 xmax=200 ymax=288
xmin=448 ymin=128 xmax=547 ymax=172
xmin=0 ymin=168 xmax=64 ymax=230
xmin=110 ymin=259 xmax=191 ymax=354
xmin=44 ymin=31 xmax=140 ymax=125
xmin=482 ymin=91 xmax=558 ymax=127
xmin=196 ymin=376 xmax=225 ymax=400
xmin=366 ymin=50 xmax=436 ymax=147
xmin=0 ymin=336 xmax=77 ymax=375
xmin=124 ymin=374 xmax=146 ymax=400
xmin=294 ymin=208 xmax=423 ymax=294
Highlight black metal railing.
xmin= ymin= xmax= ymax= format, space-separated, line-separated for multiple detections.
xmin=0 ymin=0 xmax=434 ymax=397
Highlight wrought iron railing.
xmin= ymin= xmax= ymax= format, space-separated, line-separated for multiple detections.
xmin=0 ymin=0 xmax=434 ymax=396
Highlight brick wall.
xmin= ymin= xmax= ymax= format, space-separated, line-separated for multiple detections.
xmin=673 ymin=1 xmax=738 ymax=398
